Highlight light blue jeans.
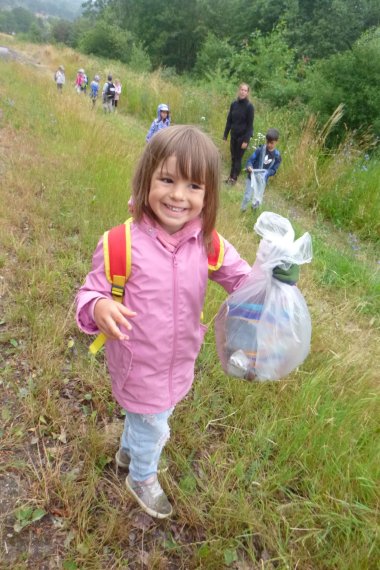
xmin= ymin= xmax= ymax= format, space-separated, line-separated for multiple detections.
xmin=241 ymin=173 xmax=267 ymax=211
xmin=120 ymin=408 xmax=174 ymax=481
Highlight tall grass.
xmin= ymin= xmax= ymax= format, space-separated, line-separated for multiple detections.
xmin=280 ymin=110 xmax=380 ymax=242
xmin=0 ymin=47 xmax=379 ymax=569
xmin=3 ymin=36 xmax=379 ymax=243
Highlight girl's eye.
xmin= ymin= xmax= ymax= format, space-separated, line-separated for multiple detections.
xmin=190 ymin=183 xmax=204 ymax=191
xmin=160 ymin=177 xmax=173 ymax=183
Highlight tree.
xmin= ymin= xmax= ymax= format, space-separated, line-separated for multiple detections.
xmin=0 ymin=7 xmax=36 ymax=34
xmin=304 ymin=28 xmax=380 ymax=135
xmin=284 ymin=0 xmax=380 ymax=59
xmin=78 ymin=19 xmax=133 ymax=62
xmin=51 ymin=19 xmax=73 ymax=44
xmin=227 ymin=24 xmax=299 ymax=106
xmin=193 ymin=32 xmax=234 ymax=78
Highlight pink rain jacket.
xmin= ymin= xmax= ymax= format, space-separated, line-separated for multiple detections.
xmin=76 ymin=216 xmax=251 ymax=413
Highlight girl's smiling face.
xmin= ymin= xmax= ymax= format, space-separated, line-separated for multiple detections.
xmin=148 ymin=155 xmax=205 ymax=234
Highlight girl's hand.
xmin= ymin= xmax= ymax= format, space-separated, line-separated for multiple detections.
xmin=272 ymin=264 xmax=300 ymax=286
xmin=241 ymin=141 xmax=248 ymax=149
xmin=94 ymin=298 xmax=136 ymax=341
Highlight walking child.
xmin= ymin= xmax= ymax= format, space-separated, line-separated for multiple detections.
xmin=146 ymin=103 xmax=170 ymax=142
xmin=102 ymin=74 xmax=115 ymax=113
xmin=113 ymin=79 xmax=122 ymax=109
xmin=54 ymin=65 xmax=65 ymax=92
xmin=89 ymin=75 xmax=100 ymax=107
xmin=241 ymin=128 xmax=282 ymax=212
xmin=76 ymin=126 xmax=296 ymax=519
xmin=75 ymin=69 xmax=87 ymax=94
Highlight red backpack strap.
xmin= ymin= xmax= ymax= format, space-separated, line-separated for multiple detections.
xmin=103 ymin=218 xmax=132 ymax=301
xmin=89 ymin=218 xmax=132 ymax=355
xmin=208 ymin=229 xmax=224 ymax=271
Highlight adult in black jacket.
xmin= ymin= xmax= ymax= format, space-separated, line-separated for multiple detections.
xmin=223 ymin=83 xmax=254 ymax=184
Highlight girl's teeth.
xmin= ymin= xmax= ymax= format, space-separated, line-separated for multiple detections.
xmin=167 ymin=205 xmax=184 ymax=212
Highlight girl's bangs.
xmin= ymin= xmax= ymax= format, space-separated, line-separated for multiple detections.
xmin=160 ymin=133 xmax=211 ymax=185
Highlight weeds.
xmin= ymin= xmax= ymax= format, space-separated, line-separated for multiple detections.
xmin=0 ymin=45 xmax=379 ymax=569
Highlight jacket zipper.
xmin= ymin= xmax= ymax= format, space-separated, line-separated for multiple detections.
xmin=169 ymin=252 xmax=178 ymax=405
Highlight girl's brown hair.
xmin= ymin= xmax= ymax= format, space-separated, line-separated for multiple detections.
xmin=132 ymin=125 xmax=220 ymax=249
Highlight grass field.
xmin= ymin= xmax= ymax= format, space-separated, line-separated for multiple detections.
xmin=0 ymin=39 xmax=379 ymax=569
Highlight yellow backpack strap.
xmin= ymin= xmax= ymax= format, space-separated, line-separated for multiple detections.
xmin=89 ymin=218 xmax=132 ymax=355
xmin=208 ymin=229 xmax=224 ymax=271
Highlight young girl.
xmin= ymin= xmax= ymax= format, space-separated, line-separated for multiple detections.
xmin=146 ymin=103 xmax=170 ymax=142
xmin=113 ymin=79 xmax=122 ymax=109
xmin=76 ymin=126 xmax=295 ymax=519
xmin=75 ymin=69 xmax=87 ymax=94
xmin=54 ymin=65 xmax=65 ymax=92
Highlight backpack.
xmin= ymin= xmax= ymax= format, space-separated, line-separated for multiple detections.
xmin=89 ymin=218 xmax=225 ymax=354
xmin=106 ymin=81 xmax=116 ymax=99
xmin=90 ymin=81 xmax=99 ymax=98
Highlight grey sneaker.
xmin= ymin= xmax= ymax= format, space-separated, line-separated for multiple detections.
xmin=115 ymin=448 xmax=168 ymax=473
xmin=125 ymin=474 xmax=173 ymax=519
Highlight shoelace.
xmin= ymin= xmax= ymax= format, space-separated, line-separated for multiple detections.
xmin=134 ymin=478 xmax=163 ymax=499
xmin=149 ymin=480 xmax=163 ymax=499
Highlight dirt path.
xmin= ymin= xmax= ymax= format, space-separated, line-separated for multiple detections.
xmin=0 ymin=43 xmax=47 ymax=68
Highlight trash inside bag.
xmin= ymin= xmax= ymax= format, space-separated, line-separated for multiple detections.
xmin=215 ymin=211 xmax=313 ymax=381
xmin=251 ymin=169 xmax=266 ymax=206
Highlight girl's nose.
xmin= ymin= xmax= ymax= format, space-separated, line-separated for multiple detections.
xmin=170 ymin=183 xmax=186 ymax=200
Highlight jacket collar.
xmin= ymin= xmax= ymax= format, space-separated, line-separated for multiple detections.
xmin=140 ymin=214 xmax=203 ymax=252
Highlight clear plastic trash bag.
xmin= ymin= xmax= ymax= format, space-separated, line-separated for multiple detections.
xmin=251 ymin=169 xmax=266 ymax=205
xmin=215 ymin=212 xmax=313 ymax=381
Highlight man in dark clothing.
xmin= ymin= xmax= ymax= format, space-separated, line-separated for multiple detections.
xmin=223 ymin=83 xmax=254 ymax=184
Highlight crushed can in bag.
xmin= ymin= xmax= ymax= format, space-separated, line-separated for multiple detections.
xmin=215 ymin=212 xmax=313 ymax=381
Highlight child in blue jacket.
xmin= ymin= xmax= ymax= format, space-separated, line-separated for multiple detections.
xmin=241 ymin=128 xmax=282 ymax=211
xmin=89 ymin=75 xmax=100 ymax=107
xmin=146 ymin=104 xmax=170 ymax=142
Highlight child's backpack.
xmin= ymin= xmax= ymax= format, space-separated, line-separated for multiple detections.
xmin=90 ymin=81 xmax=99 ymax=98
xmin=89 ymin=218 xmax=225 ymax=354
xmin=106 ymin=81 xmax=116 ymax=99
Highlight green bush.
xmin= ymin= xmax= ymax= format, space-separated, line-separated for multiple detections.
xmin=78 ymin=21 xmax=134 ymax=63
xmin=51 ymin=19 xmax=73 ymax=45
xmin=193 ymin=32 xmax=234 ymax=78
xmin=304 ymin=28 xmax=380 ymax=136
xmin=129 ymin=42 xmax=152 ymax=73
xmin=228 ymin=24 xmax=299 ymax=106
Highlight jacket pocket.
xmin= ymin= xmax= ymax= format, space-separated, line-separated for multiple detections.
xmin=105 ymin=339 xmax=133 ymax=391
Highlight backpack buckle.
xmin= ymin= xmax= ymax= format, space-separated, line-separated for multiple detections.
xmin=111 ymin=283 xmax=124 ymax=298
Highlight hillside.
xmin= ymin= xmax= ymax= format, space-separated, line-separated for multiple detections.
xmin=0 ymin=39 xmax=379 ymax=569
